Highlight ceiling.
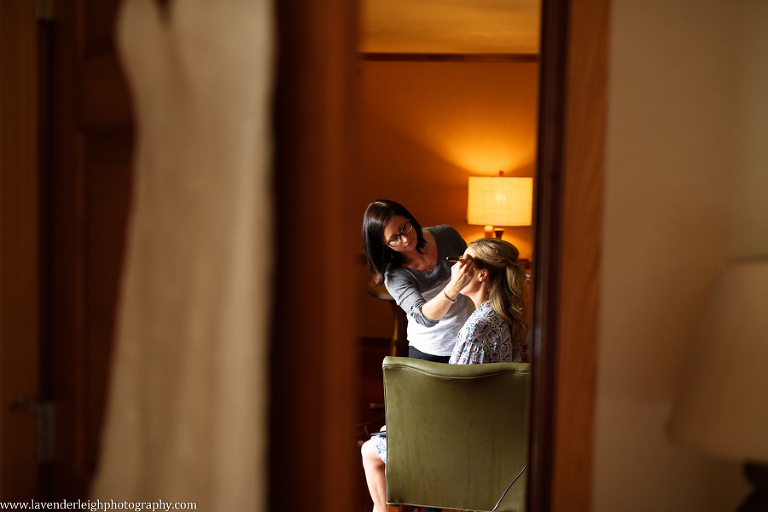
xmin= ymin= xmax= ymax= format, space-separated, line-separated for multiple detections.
xmin=359 ymin=0 xmax=542 ymax=54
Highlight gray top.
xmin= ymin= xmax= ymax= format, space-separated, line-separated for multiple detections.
xmin=384 ymin=225 xmax=473 ymax=356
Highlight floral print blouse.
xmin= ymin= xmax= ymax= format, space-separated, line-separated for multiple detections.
xmin=449 ymin=301 xmax=520 ymax=364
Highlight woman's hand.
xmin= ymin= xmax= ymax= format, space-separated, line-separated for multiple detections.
xmin=421 ymin=254 xmax=475 ymax=322
xmin=446 ymin=255 xmax=475 ymax=300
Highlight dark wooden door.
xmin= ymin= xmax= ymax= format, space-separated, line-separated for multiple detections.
xmin=45 ymin=0 xmax=134 ymax=498
xmin=0 ymin=0 xmax=42 ymax=500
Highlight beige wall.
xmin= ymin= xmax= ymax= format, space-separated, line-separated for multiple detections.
xmin=355 ymin=59 xmax=539 ymax=339
xmin=595 ymin=0 xmax=768 ymax=509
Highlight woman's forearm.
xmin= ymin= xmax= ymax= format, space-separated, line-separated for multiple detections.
xmin=421 ymin=283 xmax=462 ymax=321
xmin=421 ymin=257 xmax=474 ymax=321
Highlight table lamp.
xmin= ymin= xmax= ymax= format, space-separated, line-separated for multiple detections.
xmin=467 ymin=172 xmax=533 ymax=239
xmin=667 ymin=256 xmax=768 ymax=511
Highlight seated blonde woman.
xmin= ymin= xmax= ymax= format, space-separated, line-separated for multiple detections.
xmin=361 ymin=238 xmax=528 ymax=512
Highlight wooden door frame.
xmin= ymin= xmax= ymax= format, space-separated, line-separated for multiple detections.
xmin=0 ymin=0 xmax=42 ymax=500
xmin=549 ymin=0 xmax=608 ymax=506
xmin=269 ymin=0 xmax=361 ymax=511
xmin=270 ymin=0 xmax=608 ymax=511
xmin=529 ymin=0 xmax=608 ymax=511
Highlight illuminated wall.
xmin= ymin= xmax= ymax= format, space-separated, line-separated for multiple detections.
xmin=355 ymin=58 xmax=539 ymax=339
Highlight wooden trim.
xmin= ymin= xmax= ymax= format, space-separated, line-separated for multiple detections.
xmin=270 ymin=0 xmax=360 ymax=511
xmin=37 ymin=7 xmax=55 ymax=499
xmin=529 ymin=0 xmax=608 ymax=510
xmin=551 ymin=0 xmax=608 ymax=509
xmin=527 ymin=0 xmax=569 ymax=508
xmin=0 ymin=0 xmax=41 ymax=500
xmin=359 ymin=52 xmax=539 ymax=63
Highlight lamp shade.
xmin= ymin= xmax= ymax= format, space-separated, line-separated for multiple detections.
xmin=467 ymin=176 xmax=533 ymax=227
xmin=667 ymin=257 xmax=768 ymax=463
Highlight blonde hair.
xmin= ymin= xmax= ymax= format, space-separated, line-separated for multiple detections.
xmin=468 ymin=238 xmax=527 ymax=350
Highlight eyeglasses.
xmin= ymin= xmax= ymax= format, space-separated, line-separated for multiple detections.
xmin=385 ymin=220 xmax=414 ymax=247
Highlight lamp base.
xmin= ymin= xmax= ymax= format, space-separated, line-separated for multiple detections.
xmin=737 ymin=463 xmax=768 ymax=512
xmin=481 ymin=226 xmax=505 ymax=239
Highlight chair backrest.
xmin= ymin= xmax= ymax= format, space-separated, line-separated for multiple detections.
xmin=383 ymin=356 xmax=529 ymax=512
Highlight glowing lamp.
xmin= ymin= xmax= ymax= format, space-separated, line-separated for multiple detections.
xmin=467 ymin=173 xmax=533 ymax=239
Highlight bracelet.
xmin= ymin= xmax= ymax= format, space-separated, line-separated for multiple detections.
xmin=443 ymin=290 xmax=457 ymax=303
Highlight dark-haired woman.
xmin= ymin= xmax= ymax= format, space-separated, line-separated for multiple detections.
xmin=362 ymin=199 xmax=475 ymax=362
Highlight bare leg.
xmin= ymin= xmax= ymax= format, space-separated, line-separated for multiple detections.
xmin=361 ymin=439 xmax=387 ymax=512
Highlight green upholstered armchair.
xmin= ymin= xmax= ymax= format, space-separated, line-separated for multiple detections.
xmin=382 ymin=356 xmax=529 ymax=512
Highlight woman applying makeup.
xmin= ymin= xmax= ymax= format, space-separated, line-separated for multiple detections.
xmin=362 ymin=199 xmax=476 ymax=362
xmin=360 ymin=236 xmax=529 ymax=512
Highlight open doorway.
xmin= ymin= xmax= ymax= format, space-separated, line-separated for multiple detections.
xmin=351 ymin=2 xmax=542 ymax=510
